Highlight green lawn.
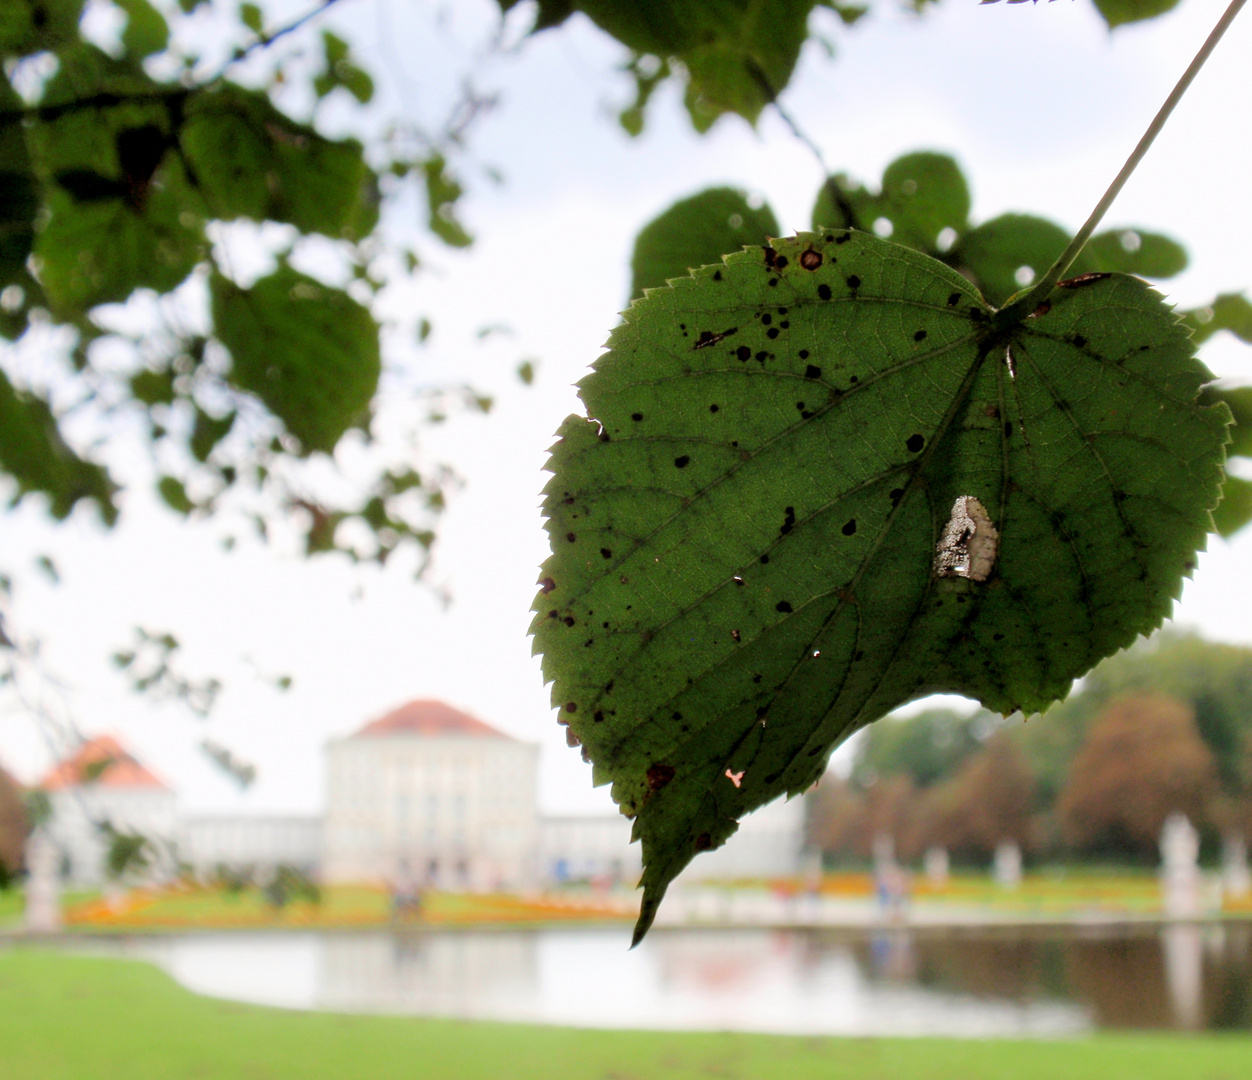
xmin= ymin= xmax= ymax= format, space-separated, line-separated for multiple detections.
xmin=0 ymin=888 xmax=21 ymax=927
xmin=3 ymin=949 xmax=1252 ymax=1080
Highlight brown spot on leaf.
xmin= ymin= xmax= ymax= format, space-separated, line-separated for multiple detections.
xmin=646 ymin=764 xmax=676 ymax=791
xmin=799 ymin=249 xmax=823 ymax=271
xmin=539 ymin=576 xmax=556 ymax=594
xmin=1057 ymin=272 xmax=1112 ymax=288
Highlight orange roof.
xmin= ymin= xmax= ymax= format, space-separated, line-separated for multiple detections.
xmin=40 ymin=735 xmax=169 ymax=791
xmin=353 ymin=700 xmax=510 ymax=740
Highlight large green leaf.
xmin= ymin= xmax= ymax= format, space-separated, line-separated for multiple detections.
xmin=532 ymin=230 xmax=1229 ymax=942
xmin=180 ymin=85 xmax=378 ymax=240
xmin=211 ymin=267 xmax=380 ymax=454
xmin=630 ymin=187 xmax=779 ymax=299
xmin=0 ymin=368 xmax=116 ymax=520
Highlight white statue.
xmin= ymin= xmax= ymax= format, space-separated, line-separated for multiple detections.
xmin=1160 ymin=812 xmax=1201 ymax=919
xmin=993 ymin=840 xmax=1022 ymax=889
xmin=923 ymin=845 xmax=949 ymax=887
xmin=25 ymin=827 xmax=62 ymax=934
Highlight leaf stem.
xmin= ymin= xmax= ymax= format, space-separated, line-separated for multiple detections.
xmin=998 ymin=0 xmax=1247 ymax=326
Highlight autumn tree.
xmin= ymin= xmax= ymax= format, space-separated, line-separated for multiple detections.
xmin=0 ymin=763 xmax=25 ymax=885
xmin=921 ymin=731 xmax=1036 ymax=861
xmin=1057 ymin=693 xmax=1219 ymax=861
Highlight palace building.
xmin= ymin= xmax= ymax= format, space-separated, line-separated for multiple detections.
xmin=322 ymin=700 xmax=540 ymax=890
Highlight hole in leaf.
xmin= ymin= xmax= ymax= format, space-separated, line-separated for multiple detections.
xmin=872 ymin=217 xmax=893 ymax=237
xmin=1014 ymin=265 xmax=1036 ymax=287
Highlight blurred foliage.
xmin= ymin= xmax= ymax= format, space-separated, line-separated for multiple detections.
xmin=199 ymin=739 xmax=257 ymax=789
xmin=0 ymin=0 xmax=480 ymax=576
xmin=811 ymin=633 xmax=1252 ymax=866
xmin=112 ymin=627 xmax=221 ymax=718
xmin=0 ymin=763 xmax=25 ymax=884
xmin=100 ymin=822 xmax=151 ymax=880
xmin=263 ymin=863 xmax=321 ymax=909
xmin=1058 ymin=694 xmax=1219 ymax=859
xmin=629 ymin=187 xmax=779 ymax=300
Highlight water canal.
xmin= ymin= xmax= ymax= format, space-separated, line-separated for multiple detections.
xmin=80 ymin=923 xmax=1252 ymax=1037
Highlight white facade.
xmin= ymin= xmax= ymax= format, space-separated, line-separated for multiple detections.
xmin=41 ymin=737 xmax=178 ymax=887
xmin=322 ymin=701 xmax=539 ymax=890
xmin=181 ymin=815 xmax=322 ymax=876
xmin=539 ymin=814 xmax=642 ymax=884
xmin=676 ymin=795 xmax=807 ymax=882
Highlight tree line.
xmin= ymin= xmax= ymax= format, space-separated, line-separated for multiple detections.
xmin=808 ymin=632 xmax=1252 ymax=866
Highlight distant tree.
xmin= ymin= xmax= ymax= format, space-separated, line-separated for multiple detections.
xmin=806 ymin=773 xmax=862 ymax=857
xmin=1075 ymin=633 xmax=1252 ymax=789
xmin=852 ymin=708 xmax=995 ymax=791
xmin=0 ymin=764 xmax=25 ymax=885
xmin=922 ymin=732 xmax=1036 ymax=861
xmin=1057 ymin=693 xmax=1219 ymax=861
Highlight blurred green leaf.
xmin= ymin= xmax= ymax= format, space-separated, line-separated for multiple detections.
xmin=1076 ymin=228 xmax=1187 ymax=279
xmin=517 ymin=359 xmax=537 ymax=385
xmin=1182 ymin=293 xmax=1252 ymax=347
xmin=423 ymin=154 xmax=473 ymax=248
xmin=129 ymin=368 xmax=177 ymax=406
xmin=211 ymin=266 xmax=381 ymax=454
xmin=116 ymin=0 xmax=170 ymax=58
xmin=513 ymin=0 xmax=816 ymax=128
xmin=1199 ymin=385 xmax=1252 ymax=459
xmin=158 ymin=475 xmax=194 ymax=514
xmin=1213 ymin=474 xmax=1252 ymax=537
xmin=315 ymin=30 xmax=375 ymax=105
xmin=876 ymin=152 xmax=971 ymax=251
xmin=0 ymin=0 xmax=86 ymax=58
xmin=812 ymin=152 xmax=970 ymax=251
xmin=36 ymin=184 xmax=202 ymax=311
xmin=953 ymin=213 xmax=1071 ymax=307
xmin=190 ymin=407 xmax=236 ymax=463
xmin=630 ymin=187 xmax=779 ymax=299
xmin=0 ymin=369 xmax=117 ymax=521
xmin=238 ymin=1 xmax=263 ymax=33
xmin=818 ymin=0 xmax=868 ymax=24
xmin=181 ymin=85 xmax=378 ymax=239
xmin=1092 ymin=0 xmax=1181 ymax=29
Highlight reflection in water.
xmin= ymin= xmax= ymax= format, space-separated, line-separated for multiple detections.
xmin=114 ymin=924 xmax=1252 ymax=1037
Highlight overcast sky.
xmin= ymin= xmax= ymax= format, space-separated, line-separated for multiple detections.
xmin=2 ymin=0 xmax=1250 ymax=817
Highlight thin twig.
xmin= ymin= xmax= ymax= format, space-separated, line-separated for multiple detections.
xmin=997 ymin=0 xmax=1247 ymax=326
xmin=745 ymin=59 xmax=863 ymax=231
xmin=205 ymin=0 xmax=350 ymax=84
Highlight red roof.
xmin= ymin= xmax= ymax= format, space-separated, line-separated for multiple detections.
xmin=354 ymin=700 xmax=510 ymax=740
xmin=40 ymin=735 xmax=168 ymax=791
